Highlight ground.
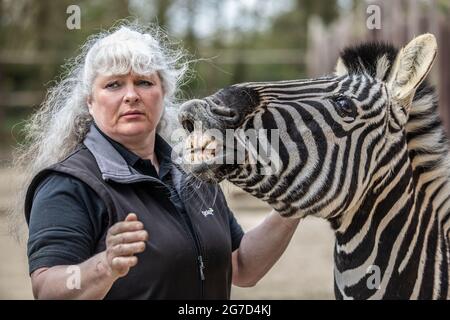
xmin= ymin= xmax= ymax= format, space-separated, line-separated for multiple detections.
xmin=0 ymin=167 xmax=335 ymax=299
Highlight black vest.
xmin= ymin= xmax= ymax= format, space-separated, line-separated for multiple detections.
xmin=24 ymin=125 xmax=235 ymax=299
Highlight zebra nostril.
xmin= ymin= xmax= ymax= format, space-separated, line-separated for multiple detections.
xmin=210 ymin=105 xmax=236 ymax=118
xmin=182 ymin=119 xmax=195 ymax=133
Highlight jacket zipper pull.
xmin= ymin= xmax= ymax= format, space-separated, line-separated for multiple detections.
xmin=198 ymin=255 xmax=205 ymax=280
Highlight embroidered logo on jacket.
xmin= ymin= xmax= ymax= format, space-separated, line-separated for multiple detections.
xmin=201 ymin=208 xmax=214 ymax=217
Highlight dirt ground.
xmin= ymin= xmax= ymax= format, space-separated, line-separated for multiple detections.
xmin=0 ymin=167 xmax=335 ymax=300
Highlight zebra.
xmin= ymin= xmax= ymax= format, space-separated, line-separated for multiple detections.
xmin=177 ymin=34 xmax=450 ymax=299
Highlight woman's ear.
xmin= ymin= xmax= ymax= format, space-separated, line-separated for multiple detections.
xmin=387 ymin=34 xmax=437 ymax=111
xmin=87 ymin=95 xmax=94 ymax=116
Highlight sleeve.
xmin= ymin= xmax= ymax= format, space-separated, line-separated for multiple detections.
xmin=27 ymin=173 xmax=108 ymax=275
xmin=216 ymin=186 xmax=245 ymax=252
xmin=228 ymin=209 xmax=245 ymax=252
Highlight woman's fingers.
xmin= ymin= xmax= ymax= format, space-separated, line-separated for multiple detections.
xmin=125 ymin=213 xmax=138 ymax=222
xmin=107 ymin=230 xmax=149 ymax=247
xmin=108 ymin=220 xmax=144 ymax=236
xmin=111 ymin=256 xmax=138 ymax=275
xmin=105 ymin=213 xmax=147 ymax=278
xmin=111 ymin=241 xmax=146 ymax=257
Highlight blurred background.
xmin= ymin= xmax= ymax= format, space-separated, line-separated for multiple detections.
xmin=0 ymin=0 xmax=449 ymax=299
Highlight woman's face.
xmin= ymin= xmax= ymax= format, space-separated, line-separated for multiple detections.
xmin=88 ymin=71 xmax=164 ymax=144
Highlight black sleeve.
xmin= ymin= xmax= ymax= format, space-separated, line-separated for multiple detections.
xmin=217 ymin=186 xmax=245 ymax=252
xmin=27 ymin=173 xmax=108 ymax=274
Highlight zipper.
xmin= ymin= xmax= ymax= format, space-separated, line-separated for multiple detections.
xmin=149 ymin=168 xmax=207 ymax=298
xmin=166 ymin=186 xmax=206 ymax=298
xmin=198 ymin=255 xmax=205 ymax=281
xmin=181 ymin=209 xmax=206 ymax=297
xmin=170 ymin=170 xmax=207 ymax=297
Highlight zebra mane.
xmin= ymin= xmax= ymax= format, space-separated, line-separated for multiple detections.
xmin=339 ymin=42 xmax=398 ymax=81
xmin=339 ymin=42 xmax=450 ymax=170
xmin=406 ymin=82 xmax=450 ymax=174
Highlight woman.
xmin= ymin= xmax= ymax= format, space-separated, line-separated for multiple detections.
xmin=14 ymin=23 xmax=300 ymax=299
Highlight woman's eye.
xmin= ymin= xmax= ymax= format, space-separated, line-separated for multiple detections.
xmin=137 ymin=80 xmax=154 ymax=86
xmin=105 ymin=81 xmax=120 ymax=89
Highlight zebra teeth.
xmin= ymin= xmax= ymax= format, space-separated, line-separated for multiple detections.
xmin=183 ymin=130 xmax=222 ymax=164
xmin=204 ymin=139 xmax=218 ymax=154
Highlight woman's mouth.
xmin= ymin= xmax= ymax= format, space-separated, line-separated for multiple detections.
xmin=121 ymin=110 xmax=145 ymax=119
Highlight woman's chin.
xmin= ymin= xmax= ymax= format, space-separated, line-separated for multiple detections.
xmin=117 ymin=122 xmax=155 ymax=138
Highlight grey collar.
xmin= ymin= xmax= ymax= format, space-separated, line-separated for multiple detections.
xmin=83 ymin=124 xmax=163 ymax=185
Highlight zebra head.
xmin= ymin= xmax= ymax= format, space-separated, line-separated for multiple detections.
xmin=179 ymin=34 xmax=437 ymax=221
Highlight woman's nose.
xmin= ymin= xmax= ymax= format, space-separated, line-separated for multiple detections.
xmin=124 ymin=86 xmax=140 ymax=104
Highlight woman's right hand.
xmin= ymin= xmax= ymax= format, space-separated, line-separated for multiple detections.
xmin=30 ymin=213 xmax=148 ymax=299
xmin=103 ymin=213 xmax=148 ymax=279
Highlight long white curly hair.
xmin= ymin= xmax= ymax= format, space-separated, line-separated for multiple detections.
xmin=9 ymin=22 xmax=189 ymax=240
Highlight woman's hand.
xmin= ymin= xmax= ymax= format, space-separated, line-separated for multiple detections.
xmin=103 ymin=213 xmax=148 ymax=279
xmin=232 ymin=210 xmax=301 ymax=287
xmin=30 ymin=213 xmax=148 ymax=299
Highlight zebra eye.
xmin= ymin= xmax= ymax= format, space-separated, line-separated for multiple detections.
xmin=331 ymin=95 xmax=356 ymax=118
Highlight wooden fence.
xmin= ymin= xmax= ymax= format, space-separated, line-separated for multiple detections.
xmin=306 ymin=0 xmax=450 ymax=135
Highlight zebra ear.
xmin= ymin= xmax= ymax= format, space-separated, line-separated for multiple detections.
xmin=387 ymin=34 xmax=437 ymax=106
